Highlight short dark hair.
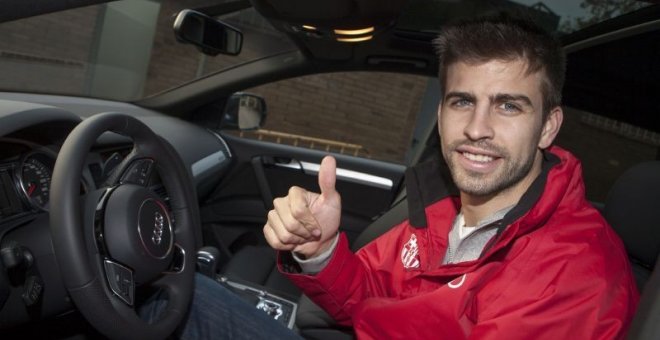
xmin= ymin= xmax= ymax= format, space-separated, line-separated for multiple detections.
xmin=433 ymin=13 xmax=565 ymax=117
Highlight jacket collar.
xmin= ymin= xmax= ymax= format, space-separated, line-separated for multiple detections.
xmin=406 ymin=147 xmax=565 ymax=229
xmin=405 ymin=152 xmax=458 ymax=228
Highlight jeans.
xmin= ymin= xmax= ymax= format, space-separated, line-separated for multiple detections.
xmin=140 ymin=274 xmax=303 ymax=340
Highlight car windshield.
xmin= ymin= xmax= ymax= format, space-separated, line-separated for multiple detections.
xmin=0 ymin=0 xmax=652 ymax=102
xmin=0 ymin=0 xmax=295 ymax=102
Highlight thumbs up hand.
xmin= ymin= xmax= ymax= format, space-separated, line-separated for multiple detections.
xmin=264 ymin=156 xmax=342 ymax=258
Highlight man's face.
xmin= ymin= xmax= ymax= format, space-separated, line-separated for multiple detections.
xmin=438 ymin=59 xmax=560 ymax=198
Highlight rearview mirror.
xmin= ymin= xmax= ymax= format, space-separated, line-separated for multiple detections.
xmin=173 ymin=9 xmax=242 ymax=56
xmin=221 ymin=93 xmax=267 ymax=130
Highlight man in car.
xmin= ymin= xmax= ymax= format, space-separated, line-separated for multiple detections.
xmin=261 ymin=14 xmax=639 ymax=339
xmin=162 ymin=14 xmax=639 ymax=339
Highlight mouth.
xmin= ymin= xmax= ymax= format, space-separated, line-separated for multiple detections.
xmin=453 ymin=146 xmax=503 ymax=173
xmin=461 ymin=151 xmax=496 ymax=163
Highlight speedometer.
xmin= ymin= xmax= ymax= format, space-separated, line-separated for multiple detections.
xmin=17 ymin=152 xmax=54 ymax=211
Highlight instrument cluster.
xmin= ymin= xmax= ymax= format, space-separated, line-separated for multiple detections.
xmin=0 ymin=150 xmax=57 ymax=221
xmin=0 ymin=139 xmax=95 ymax=223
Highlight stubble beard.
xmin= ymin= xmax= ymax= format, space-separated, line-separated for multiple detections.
xmin=443 ymin=140 xmax=538 ymax=197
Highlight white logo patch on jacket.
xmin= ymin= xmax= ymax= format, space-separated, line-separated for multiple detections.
xmin=448 ymin=274 xmax=467 ymax=289
xmin=401 ymin=234 xmax=420 ymax=269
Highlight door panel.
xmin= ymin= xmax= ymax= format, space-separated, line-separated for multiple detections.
xmin=201 ymin=133 xmax=406 ymax=249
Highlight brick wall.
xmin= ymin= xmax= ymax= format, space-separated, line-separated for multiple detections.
xmin=246 ymin=72 xmax=429 ymax=163
xmin=0 ymin=5 xmax=99 ymax=95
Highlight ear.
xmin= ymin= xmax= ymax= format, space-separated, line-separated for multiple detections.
xmin=436 ymin=103 xmax=443 ymax=128
xmin=538 ymin=106 xmax=563 ymax=149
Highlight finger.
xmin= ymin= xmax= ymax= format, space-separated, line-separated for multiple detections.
xmin=318 ymin=156 xmax=337 ymax=199
xmin=273 ymin=197 xmax=314 ymax=239
xmin=288 ymin=187 xmax=322 ymax=237
xmin=263 ymin=223 xmax=295 ymax=251
xmin=267 ymin=210 xmax=308 ymax=245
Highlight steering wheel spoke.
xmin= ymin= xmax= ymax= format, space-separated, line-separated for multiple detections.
xmin=164 ymin=243 xmax=186 ymax=274
xmin=103 ymin=258 xmax=136 ymax=306
xmin=104 ymin=149 xmax=156 ymax=187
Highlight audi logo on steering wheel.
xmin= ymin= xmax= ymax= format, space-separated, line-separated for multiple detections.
xmin=152 ymin=211 xmax=165 ymax=245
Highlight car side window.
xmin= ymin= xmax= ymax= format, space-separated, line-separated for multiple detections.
xmin=236 ymin=72 xmax=437 ymax=165
xmin=556 ymin=28 xmax=659 ymax=202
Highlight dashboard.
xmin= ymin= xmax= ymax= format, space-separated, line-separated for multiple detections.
xmin=0 ymin=93 xmax=232 ymax=328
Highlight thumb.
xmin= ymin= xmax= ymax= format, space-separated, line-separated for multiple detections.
xmin=318 ymin=156 xmax=337 ymax=198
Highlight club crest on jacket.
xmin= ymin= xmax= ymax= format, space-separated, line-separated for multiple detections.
xmin=401 ymin=233 xmax=420 ymax=269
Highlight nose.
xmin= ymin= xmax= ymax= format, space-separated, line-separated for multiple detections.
xmin=463 ymin=104 xmax=494 ymax=141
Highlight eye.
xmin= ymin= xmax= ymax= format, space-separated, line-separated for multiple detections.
xmin=499 ymin=102 xmax=521 ymax=114
xmin=451 ymin=98 xmax=472 ymax=108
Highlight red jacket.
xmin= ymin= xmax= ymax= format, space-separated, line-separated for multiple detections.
xmin=281 ymin=147 xmax=639 ymax=339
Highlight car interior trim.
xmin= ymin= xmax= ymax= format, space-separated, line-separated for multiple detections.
xmin=191 ymin=150 xmax=227 ymax=178
xmin=207 ymin=129 xmax=233 ymax=158
xmin=303 ymin=161 xmax=393 ymax=190
xmin=564 ymin=18 xmax=660 ymax=53
xmin=271 ymin=158 xmax=395 ymax=190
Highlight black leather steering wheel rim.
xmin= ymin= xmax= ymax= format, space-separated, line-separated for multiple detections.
xmin=50 ymin=112 xmax=198 ymax=340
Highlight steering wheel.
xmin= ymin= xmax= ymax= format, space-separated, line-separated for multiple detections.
xmin=50 ymin=113 xmax=198 ymax=340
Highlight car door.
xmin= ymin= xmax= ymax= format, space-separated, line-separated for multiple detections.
xmin=198 ymin=71 xmax=439 ymax=253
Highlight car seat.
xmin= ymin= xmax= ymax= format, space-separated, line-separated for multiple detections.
xmin=603 ymin=161 xmax=660 ymax=339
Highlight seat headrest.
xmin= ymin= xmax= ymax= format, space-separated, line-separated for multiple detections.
xmin=604 ymin=161 xmax=660 ymax=267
